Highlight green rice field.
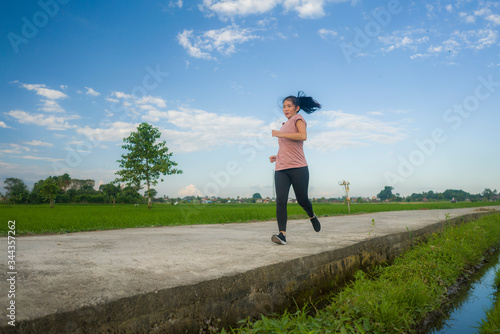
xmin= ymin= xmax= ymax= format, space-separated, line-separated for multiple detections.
xmin=0 ymin=201 xmax=498 ymax=236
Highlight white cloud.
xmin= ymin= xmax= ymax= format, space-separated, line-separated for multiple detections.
xmin=410 ymin=53 xmax=430 ymax=60
xmin=378 ymin=29 xmax=429 ymax=53
xmin=459 ymin=12 xmax=475 ymax=23
xmin=76 ymin=121 xmax=139 ymax=142
xmin=178 ymin=30 xmax=213 ymax=60
xmin=178 ymin=184 xmax=203 ymax=197
xmin=0 ymin=161 xmax=19 ymax=170
xmin=111 ymin=91 xmax=133 ymax=100
xmin=136 ymin=96 xmax=167 ymax=108
xmin=178 ymin=25 xmax=259 ymax=60
xmin=381 ymin=24 xmax=498 ymax=60
xmin=21 ymin=83 xmax=68 ymax=100
xmin=0 ymin=143 xmax=30 ymax=154
xmin=0 ymin=121 xmax=10 ymax=128
xmin=391 ymin=109 xmax=410 ymax=114
xmin=201 ymin=0 xmax=279 ymax=17
xmin=104 ymin=109 xmax=114 ymax=117
xmin=5 ymin=110 xmax=79 ymax=130
xmin=284 ymin=0 xmax=326 ymax=18
xmin=427 ymin=45 xmax=443 ymax=53
xmin=23 ymin=140 xmax=54 ymax=147
xmin=107 ymin=92 xmax=167 ymax=119
xmin=307 ymin=110 xmax=408 ymax=151
xmin=14 ymin=155 xmax=64 ymax=162
xmin=446 ymin=4 xmax=453 ymax=12
xmin=451 ymin=29 xmax=498 ymax=50
xmin=201 ymin=0 xmax=354 ymax=19
xmin=485 ymin=14 xmax=500 ymax=26
xmin=106 ymin=97 xmax=120 ymax=104
xmin=39 ymin=99 xmax=65 ymax=113
xmin=137 ymin=107 xmax=268 ymax=153
xmin=169 ymin=0 xmax=183 ymax=8
xmin=85 ymin=87 xmax=101 ymax=97
xmin=141 ymin=110 xmax=171 ymax=122
xmin=318 ymin=28 xmax=338 ymax=40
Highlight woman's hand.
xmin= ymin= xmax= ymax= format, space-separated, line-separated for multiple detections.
xmin=269 ymin=155 xmax=277 ymax=163
xmin=272 ymin=130 xmax=282 ymax=138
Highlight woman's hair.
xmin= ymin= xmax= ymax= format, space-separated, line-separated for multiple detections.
xmin=283 ymin=91 xmax=321 ymax=114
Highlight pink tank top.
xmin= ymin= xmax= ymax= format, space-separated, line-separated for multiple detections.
xmin=276 ymin=114 xmax=308 ymax=171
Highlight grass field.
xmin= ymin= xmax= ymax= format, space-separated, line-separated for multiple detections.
xmin=0 ymin=201 xmax=499 ymax=236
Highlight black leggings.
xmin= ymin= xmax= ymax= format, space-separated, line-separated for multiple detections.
xmin=275 ymin=166 xmax=314 ymax=232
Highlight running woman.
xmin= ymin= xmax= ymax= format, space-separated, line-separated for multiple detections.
xmin=269 ymin=91 xmax=321 ymax=245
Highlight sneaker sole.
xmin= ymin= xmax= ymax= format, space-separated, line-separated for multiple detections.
xmin=271 ymin=234 xmax=286 ymax=245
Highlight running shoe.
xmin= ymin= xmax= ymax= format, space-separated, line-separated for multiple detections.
xmin=310 ymin=215 xmax=321 ymax=232
xmin=271 ymin=232 xmax=287 ymax=245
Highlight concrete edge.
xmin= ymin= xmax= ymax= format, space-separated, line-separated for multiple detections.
xmin=4 ymin=212 xmax=494 ymax=334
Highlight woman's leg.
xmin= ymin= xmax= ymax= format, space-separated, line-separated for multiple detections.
xmin=275 ymin=170 xmax=292 ymax=232
xmin=290 ymin=167 xmax=314 ymax=218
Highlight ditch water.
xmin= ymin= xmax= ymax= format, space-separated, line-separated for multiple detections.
xmin=426 ymin=249 xmax=500 ymax=333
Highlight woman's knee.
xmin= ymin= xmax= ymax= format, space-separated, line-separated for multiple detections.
xmin=276 ymin=197 xmax=288 ymax=207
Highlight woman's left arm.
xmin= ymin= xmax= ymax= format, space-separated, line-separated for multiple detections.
xmin=272 ymin=120 xmax=307 ymax=141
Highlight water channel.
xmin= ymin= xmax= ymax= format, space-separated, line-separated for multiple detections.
xmin=427 ymin=249 xmax=500 ymax=333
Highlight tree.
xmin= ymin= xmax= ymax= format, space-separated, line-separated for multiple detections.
xmin=118 ymin=186 xmax=143 ymax=204
xmin=56 ymin=173 xmax=71 ymax=191
xmin=39 ymin=177 xmax=60 ymax=208
xmin=377 ymin=186 xmax=394 ymax=201
xmin=100 ymin=183 xmax=121 ymax=206
xmin=30 ymin=179 xmax=48 ymax=204
xmin=252 ymin=193 xmax=262 ymax=199
xmin=483 ymin=188 xmax=496 ymax=201
xmin=4 ymin=178 xmax=29 ymax=204
xmin=115 ymin=122 xmax=182 ymax=209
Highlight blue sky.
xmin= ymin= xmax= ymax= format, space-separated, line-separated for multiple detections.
xmin=1 ymin=0 xmax=499 ymax=199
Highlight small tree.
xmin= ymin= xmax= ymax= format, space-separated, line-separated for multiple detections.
xmin=39 ymin=177 xmax=60 ymax=208
xmin=115 ymin=122 xmax=182 ymax=209
xmin=4 ymin=177 xmax=29 ymax=204
xmin=56 ymin=173 xmax=72 ymax=191
xmin=377 ymin=186 xmax=394 ymax=201
xmin=483 ymin=188 xmax=496 ymax=201
xmin=252 ymin=193 xmax=262 ymax=199
xmin=100 ymin=183 xmax=121 ymax=206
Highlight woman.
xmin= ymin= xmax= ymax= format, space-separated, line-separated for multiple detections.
xmin=269 ymin=91 xmax=321 ymax=245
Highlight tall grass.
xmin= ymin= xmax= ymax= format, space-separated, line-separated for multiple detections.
xmin=227 ymin=213 xmax=500 ymax=333
xmin=0 ymin=201 xmax=498 ymax=235
xmin=478 ymin=266 xmax=500 ymax=333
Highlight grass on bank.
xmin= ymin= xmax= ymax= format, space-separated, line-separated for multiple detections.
xmin=225 ymin=212 xmax=500 ymax=334
xmin=478 ymin=266 xmax=500 ymax=333
xmin=0 ymin=201 xmax=498 ymax=236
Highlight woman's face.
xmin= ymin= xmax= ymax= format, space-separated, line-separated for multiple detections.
xmin=283 ymin=99 xmax=300 ymax=119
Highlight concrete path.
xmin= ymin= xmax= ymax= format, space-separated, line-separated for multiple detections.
xmin=0 ymin=206 xmax=498 ymax=333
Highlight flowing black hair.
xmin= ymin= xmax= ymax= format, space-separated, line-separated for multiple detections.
xmin=283 ymin=91 xmax=321 ymax=114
